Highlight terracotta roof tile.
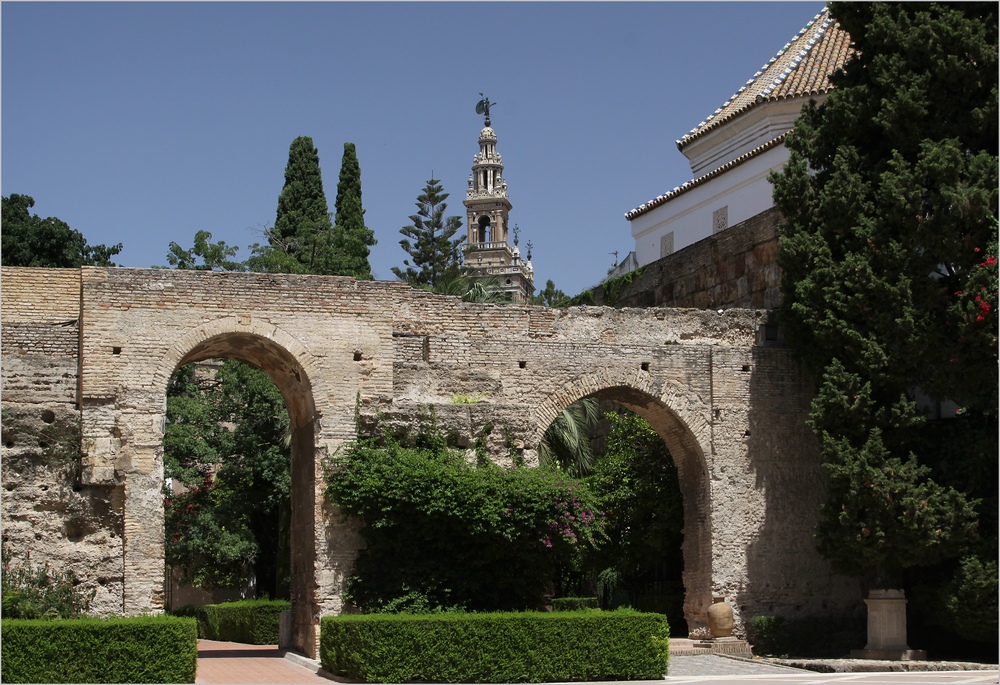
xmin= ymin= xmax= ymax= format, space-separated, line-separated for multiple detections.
xmin=676 ymin=7 xmax=853 ymax=149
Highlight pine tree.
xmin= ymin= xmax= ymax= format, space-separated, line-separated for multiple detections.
xmin=391 ymin=178 xmax=465 ymax=288
xmin=331 ymin=143 xmax=376 ymax=279
xmin=770 ymin=1 xmax=996 ymax=597
xmin=256 ymin=136 xmax=335 ymax=274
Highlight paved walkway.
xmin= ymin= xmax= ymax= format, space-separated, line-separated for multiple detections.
xmin=194 ymin=639 xmax=997 ymax=685
xmin=195 ymin=640 xmax=333 ymax=684
xmin=667 ymin=654 xmax=808 ymax=677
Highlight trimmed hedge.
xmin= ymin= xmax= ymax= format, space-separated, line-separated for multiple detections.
xmin=747 ymin=613 xmax=865 ymax=657
xmin=321 ymin=610 xmax=669 ymax=683
xmin=193 ymin=598 xmax=290 ymax=644
xmin=552 ymin=596 xmax=598 ymax=611
xmin=1 ymin=615 xmax=197 ymax=684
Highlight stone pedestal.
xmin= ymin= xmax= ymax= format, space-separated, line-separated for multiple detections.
xmin=850 ymin=589 xmax=926 ymax=660
xmin=279 ymin=610 xmax=293 ymax=650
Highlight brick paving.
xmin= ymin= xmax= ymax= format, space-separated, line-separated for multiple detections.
xmin=195 ymin=640 xmax=333 ymax=684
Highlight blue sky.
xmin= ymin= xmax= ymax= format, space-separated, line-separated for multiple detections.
xmin=2 ymin=1 xmax=825 ymax=296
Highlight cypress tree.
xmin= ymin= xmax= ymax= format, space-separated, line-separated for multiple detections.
xmin=391 ymin=178 xmax=465 ymax=288
xmin=262 ymin=136 xmax=335 ymax=274
xmin=770 ymin=2 xmax=996 ymax=640
xmin=331 ymin=143 xmax=376 ymax=280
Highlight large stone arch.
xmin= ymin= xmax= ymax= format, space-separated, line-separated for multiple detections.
xmin=530 ymin=367 xmax=714 ymax=635
xmin=150 ymin=317 xmax=327 ymax=654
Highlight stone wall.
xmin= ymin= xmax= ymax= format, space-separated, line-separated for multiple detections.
xmin=595 ymin=207 xmax=782 ymax=310
xmin=1 ymin=268 xmax=125 ymax=615
xmin=0 ymin=265 xmax=859 ymax=656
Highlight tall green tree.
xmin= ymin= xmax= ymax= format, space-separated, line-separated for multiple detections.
xmin=2 ymin=194 xmax=122 ymax=267
xmin=770 ymin=0 xmax=996 ymax=623
xmin=391 ymin=178 xmax=465 ymax=287
xmin=331 ymin=143 xmax=377 ymax=279
xmin=584 ymin=412 xmax=684 ymax=624
xmin=164 ymin=360 xmax=291 ymax=597
xmin=252 ymin=136 xmax=336 ymax=274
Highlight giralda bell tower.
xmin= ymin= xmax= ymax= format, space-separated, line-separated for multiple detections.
xmin=462 ymin=95 xmax=535 ymax=302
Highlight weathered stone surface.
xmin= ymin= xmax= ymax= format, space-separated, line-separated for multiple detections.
xmin=595 ymin=208 xmax=783 ymax=310
xmin=1 ymin=266 xmax=859 ymax=658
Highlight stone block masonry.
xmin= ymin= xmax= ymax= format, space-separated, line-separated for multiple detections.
xmin=595 ymin=207 xmax=783 ymax=310
xmin=1 ymin=265 xmax=859 ymax=658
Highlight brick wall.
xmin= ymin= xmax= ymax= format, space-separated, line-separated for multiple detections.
xmin=1 ymin=265 xmax=859 ymax=657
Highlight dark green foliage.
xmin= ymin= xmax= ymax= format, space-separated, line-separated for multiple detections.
xmin=324 ymin=433 xmax=606 ymax=613
xmin=165 ymin=230 xmax=244 ymax=271
xmin=331 ymin=142 xmax=376 ymax=279
xmin=584 ymin=413 xmax=683 ymax=616
xmin=2 ymin=194 xmax=121 ymax=267
xmin=1 ymin=540 xmax=94 ymax=620
xmin=770 ymin=2 xmax=997 ymax=591
xmin=599 ymin=267 xmax=645 ymax=305
xmin=391 ymin=178 xmax=465 ymax=288
xmin=747 ymin=614 xmax=865 ymax=658
xmin=191 ymin=599 xmax=290 ymax=644
xmin=532 ymin=279 xmax=569 ymax=307
xmin=164 ymin=360 xmax=290 ymax=598
xmin=564 ymin=289 xmax=597 ymax=306
xmin=0 ymin=615 xmax=197 ymax=684
xmin=539 ymin=397 xmax=602 ymax=477
xmin=249 ymin=136 xmax=336 ymax=274
xmin=551 ymin=596 xmax=598 ymax=611
xmin=320 ymin=610 xmax=669 ymax=683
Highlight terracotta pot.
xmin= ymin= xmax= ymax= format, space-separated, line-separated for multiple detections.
xmin=707 ymin=596 xmax=734 ymax=638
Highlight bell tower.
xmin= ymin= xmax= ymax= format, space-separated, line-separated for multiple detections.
xmin=463 ymin=95 xmax=534 ymax=302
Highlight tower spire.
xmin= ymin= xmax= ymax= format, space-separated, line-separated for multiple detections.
xmin=463 ymin=98 xmax=534 ymax=303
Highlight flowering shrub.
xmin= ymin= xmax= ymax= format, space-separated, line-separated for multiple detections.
xmin=324 ymin=433 xmax=606 ymax=613
xmin=1 ymin=539 xmax=94 ymax=619
xmin=948 ymin=239 xmax=999 ymax=416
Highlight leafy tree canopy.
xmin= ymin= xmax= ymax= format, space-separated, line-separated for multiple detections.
xmin=584 ymin=412 xmax=683 ymax=618
xmin=165 ymin=230 xmax=244 ymax=271
xmin=164 ymin=359 xmax=291 ymax=596
xmin=533 ymin=280 xmax=569 ymax=307
xmin=2 ymin=194 xmax=122 ymax=268
xmin=771 ymin=2 xmax=997 ymax=583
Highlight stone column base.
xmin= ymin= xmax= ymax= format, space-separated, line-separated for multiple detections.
xmin=850 ymin=648 xmax=927 ymax=661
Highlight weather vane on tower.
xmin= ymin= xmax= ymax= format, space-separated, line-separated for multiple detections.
xmin=475 ymin=93 xmax=495 ymax=126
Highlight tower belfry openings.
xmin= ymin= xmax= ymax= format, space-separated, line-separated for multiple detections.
xmin=463 ymin=96 xmax=535 ymax=302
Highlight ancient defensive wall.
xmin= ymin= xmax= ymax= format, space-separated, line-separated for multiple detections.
xmin=1 ymin=266 xmax=859 ymax=657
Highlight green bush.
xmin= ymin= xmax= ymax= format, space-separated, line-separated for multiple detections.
xmin=325 ymin=435 xmax=606 ymax=613
xmin=1 ymin=540 xmax=94 ymax=619
xmin=552 ymin=596 xmax=598 ymax=611
xmin=195 ymin=598 xmax=290 ymax=644
xmin=321 ymin=610 xmax=669 ymax=683
xmin=747 ymin=613 xmax=864 ymax=657
xmin=1 ymin=615 xmax=197 ymax=683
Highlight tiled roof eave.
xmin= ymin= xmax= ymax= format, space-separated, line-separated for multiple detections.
xmin=626 ymin=132 xmax=790 ymax=221
xmin=675 ymin=89 xmax=831 ymax=151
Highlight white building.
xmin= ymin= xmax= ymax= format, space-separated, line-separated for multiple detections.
xmin=625 ymin=7 xmax=852 ymax=267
